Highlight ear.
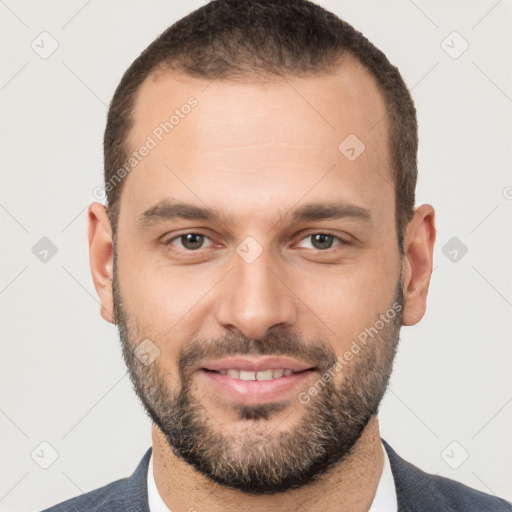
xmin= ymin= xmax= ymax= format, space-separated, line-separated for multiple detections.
xmin=401 ymin=204 xmax=436 ymax=326
xmin=88 ymin=202 xmax=115 ymax=324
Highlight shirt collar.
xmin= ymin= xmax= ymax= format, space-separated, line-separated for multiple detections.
xmin=368 ymin=442 xmax=398 ymax=511
xmin=147 ymin=451 xmax=171 ymax=512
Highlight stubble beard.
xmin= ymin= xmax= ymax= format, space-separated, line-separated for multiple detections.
xmin=112 ymin=249 xmax=403 ymax=494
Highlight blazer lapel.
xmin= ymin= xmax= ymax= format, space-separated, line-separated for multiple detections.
xmin=382 ymin=439 xmax=451 ymax=512
xmin=123 ymin=447 xmax=152 ymax=512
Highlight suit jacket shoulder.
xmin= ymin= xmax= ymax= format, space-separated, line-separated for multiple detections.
xmin=42 ymin=443 xmax=511 ymax=511
xmin=40 ymin=448 xmax=151 ymax=512
xmin=383 ymin=440 xmax=511 ymax=511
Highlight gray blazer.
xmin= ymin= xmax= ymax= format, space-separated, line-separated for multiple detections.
xmin=42 ymin=440 xmax=511 ymax=511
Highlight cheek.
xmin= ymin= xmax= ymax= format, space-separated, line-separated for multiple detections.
xmin=294 ymin=253 xmax=399 ymax=348
xmin=117 ymin=253 xmax=221 ymax=353
xmin=119 ymin=245 xmax=192 ymax=314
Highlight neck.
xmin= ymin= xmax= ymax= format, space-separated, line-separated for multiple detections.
xmin=151 ymin=416 xmax=384 ymax=512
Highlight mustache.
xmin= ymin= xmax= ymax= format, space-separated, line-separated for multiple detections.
xmin=178 ymin=329 xmax=338 ymax=376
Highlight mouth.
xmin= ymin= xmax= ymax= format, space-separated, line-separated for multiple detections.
xmin=205 ymin=368 xmax=302 ymax=380
xmin=196 ymin=356 xmax=317 ymax=405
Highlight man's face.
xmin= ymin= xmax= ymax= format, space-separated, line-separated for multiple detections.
xmin=112 ymin=58 xmax=403 ymax=493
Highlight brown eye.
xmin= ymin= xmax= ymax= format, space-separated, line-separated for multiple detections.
xmin=296 ymin=232 xmax=347 ymax=251
xmin=310 ymin=233 xmax=335 ymax=250
xmin=166 ymin=233 xmax=209 ymax=251
xmin=178 ymin=233 xmax=205 ymax=250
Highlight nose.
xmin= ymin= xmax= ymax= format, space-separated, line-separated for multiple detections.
xmin=214 ymin=248 xmax=297 ymax=339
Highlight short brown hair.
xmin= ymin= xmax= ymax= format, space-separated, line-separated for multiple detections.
xmin=104 ymin=0 xmax=417 ymax=251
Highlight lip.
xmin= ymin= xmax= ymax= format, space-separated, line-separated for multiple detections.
xmin=197 ymin=356 xmax=316 ymax=405
xmin=200 ymin=356 xmax=314 ymax=373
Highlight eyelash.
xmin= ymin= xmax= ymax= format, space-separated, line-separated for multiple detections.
xmin=163 ymin=231 xmax=350 ymax=255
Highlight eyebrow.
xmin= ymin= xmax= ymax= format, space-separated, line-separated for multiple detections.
xmin=137 ymin=199 xmax=372 ymax=227
xmin=290 ymin=203 xmax=372 ymax=224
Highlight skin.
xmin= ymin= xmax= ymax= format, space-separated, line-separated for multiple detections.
xmin=88 ymin=55 xmax=436 ymax=511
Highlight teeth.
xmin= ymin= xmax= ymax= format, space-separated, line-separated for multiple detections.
xmin=239 ymin=370 xmax=256 ymax=381
xmin=256 ymin=369 xmax=273 ymax=381
xmin=218 ymin=369 xmax=297 ymax=380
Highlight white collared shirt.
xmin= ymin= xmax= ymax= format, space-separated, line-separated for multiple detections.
xmin=147 ymin=443 xmax=397 ymax=511
xmin=369 ymin=443 xmax=398 ymax=511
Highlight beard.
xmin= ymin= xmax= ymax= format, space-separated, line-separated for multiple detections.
xmin=112 ymin=246 xmax=403 ymax=495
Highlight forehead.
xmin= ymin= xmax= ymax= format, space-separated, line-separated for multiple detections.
xmin=120 ymin=57 xmax=393 ymax=229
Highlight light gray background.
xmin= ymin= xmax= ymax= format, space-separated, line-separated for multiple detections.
xmin=1 ymin=1 xmax=511 ymax=510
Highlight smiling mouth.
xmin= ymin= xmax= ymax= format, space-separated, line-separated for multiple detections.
xmin=202 ymin=368 xmax=313 ymax=381
xmin=197 ymin=356 xmax=318 ymax=404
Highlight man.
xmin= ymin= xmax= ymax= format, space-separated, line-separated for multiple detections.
xmin=44 ymin=0 xmax=510 ymax=510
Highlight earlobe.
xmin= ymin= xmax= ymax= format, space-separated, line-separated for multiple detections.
xmin=88 ymin=202 xmax=116 ymax=324
xmin=401 ymin=204 xmax=436 ymax=326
